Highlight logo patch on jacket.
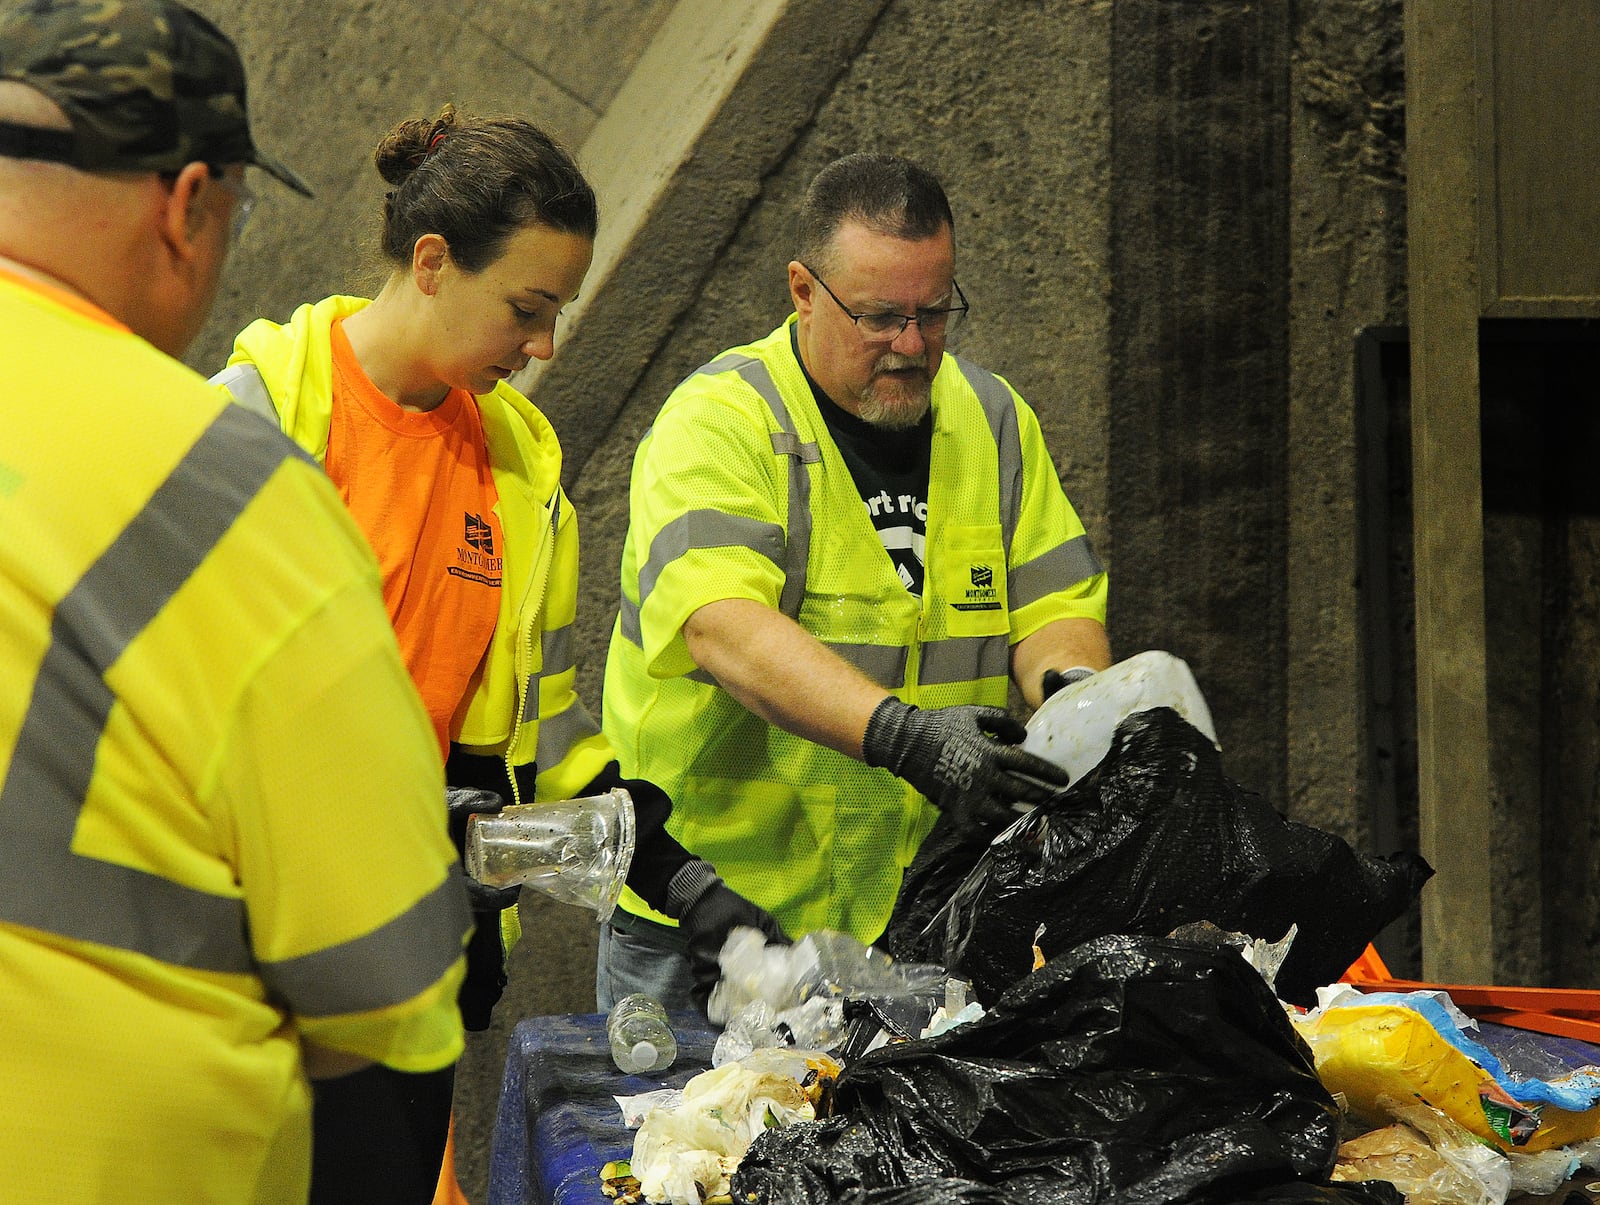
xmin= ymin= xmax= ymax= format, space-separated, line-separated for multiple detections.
xmin=951 ymin=562 xmax=1001 ymax=612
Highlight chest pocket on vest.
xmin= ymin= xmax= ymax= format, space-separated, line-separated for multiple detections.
xmin=935 ymin=523 xmax=1009 ymax=636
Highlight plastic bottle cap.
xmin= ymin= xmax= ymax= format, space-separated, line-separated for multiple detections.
xmin=631 ymin=1040 xmax=658 ymax=1066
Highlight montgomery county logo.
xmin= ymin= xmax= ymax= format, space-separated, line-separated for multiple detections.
xmin=952 ymin=562 xmax=1001 ymax=612
xmin=464 ymin=512 xmax=495 ymax=555
xmin=451 ymin=512 xmax=503 ymax=586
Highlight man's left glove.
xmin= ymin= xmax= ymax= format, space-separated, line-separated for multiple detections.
xmin=1040 ymin=665 xmax=1098 ymax=702
xmin=667 ymin=859 xmax=787 ymax=1011
xmin=446 ymin=786 xmax=522 ymax=912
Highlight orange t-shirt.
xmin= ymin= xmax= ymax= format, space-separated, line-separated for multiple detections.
xmin=324 ymin=318 xmax=504 ymax=757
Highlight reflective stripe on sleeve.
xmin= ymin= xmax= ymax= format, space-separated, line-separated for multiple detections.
xmin=0 ymin=406 xmax=306 ymax=972
xmin=534 ymin=699 xmax=603 ymax=771
xmin=209 ymin=361 xmax=279 ymax=424
xmin=259 ymin=870 xmax=469 ymax=1017
xmin=639 ymin=509 xmax=787 ymax=608
xmin=1010 ymin=534 xmax=1106 ymax=611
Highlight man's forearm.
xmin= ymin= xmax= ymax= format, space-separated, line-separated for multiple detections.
xmin=1012 ymin=617 xmax=1112 ymax=710
xmin=682 ymin=598 xmax=888 ymax=760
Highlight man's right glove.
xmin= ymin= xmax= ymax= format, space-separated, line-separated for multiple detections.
xmin=862 ymin=697 xmax=1070 ymax=830
xmin=445 ymin=786 xmax=522 ymax=913
xmin=446 ymin=786 xmax=520 ymax=1031
xmin=667 ymin=860 xmax=787 ymax=1012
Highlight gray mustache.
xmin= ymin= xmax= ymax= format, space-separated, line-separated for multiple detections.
xmin=874 ymin=353 xmax=927 ymax=373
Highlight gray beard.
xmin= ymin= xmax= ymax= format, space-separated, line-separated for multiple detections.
xmin=857 ymin=354 xmax=932 ymax=429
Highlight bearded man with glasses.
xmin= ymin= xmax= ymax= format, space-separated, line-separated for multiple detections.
xmin=597 ymin=152 xmax=1112 ymax=1010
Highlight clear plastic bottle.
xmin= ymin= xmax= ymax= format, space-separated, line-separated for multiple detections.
xmin=607 ymin=993 xmax=677 ymax=1074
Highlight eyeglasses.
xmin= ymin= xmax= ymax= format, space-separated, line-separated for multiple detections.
xmin=208 ymin=168 xmax=257 ymax=242
xmin=803 ymin=264 xmax=968 ymax=343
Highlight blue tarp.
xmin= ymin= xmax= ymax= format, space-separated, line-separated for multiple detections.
xmin=487 ymin=1012 xmax=717 ymax=1205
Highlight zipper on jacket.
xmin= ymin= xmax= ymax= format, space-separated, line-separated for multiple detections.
xmin=503 ymin=493 xmax=560 ymax=806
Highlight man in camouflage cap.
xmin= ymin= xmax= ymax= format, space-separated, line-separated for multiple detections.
xmin=0 ymin=0 xmax=309 ymax=192
xmin=0 ymin=3 xmax=474 ymax=1203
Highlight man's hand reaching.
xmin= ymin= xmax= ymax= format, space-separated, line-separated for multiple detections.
xmin=862 ymin=698 xmax=1069 ymax=830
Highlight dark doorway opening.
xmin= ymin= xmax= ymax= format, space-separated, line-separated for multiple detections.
xmin=1356 ymin=319 xmax=1600 ymax=985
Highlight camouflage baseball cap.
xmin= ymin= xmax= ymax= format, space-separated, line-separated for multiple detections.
xmin=0 ymin=0 xmax=310 ymax=195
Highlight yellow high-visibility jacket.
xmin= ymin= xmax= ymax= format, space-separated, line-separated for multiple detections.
xmin=220 ymin=297 xmax=617 ymax=806
xmin=220 ymin=296 xmax=626 ymax=956
xmin=605 ymin=317 xmax=1107 ymax=943
xmin=1 ymin=271 xmax=467 ymax=1204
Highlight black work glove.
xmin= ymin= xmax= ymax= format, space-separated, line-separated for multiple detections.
xmin=667 ymin=860 xmax=788 ymax=1013
xmin=446 ymin=787 xmax=520 ymax=1031
xmin=445 ymin=787 xmax=522 ymax=913
xmin=862 ymin=698 xmax=1070 ymax=831
xmin=1040 ymin=665 xmax=1098 ymax=702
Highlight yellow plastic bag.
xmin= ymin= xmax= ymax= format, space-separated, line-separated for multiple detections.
xmin=1293 ymin=1002 xmax=1600 ymax=1153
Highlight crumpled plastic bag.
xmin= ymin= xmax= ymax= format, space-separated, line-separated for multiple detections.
xmin=1332 ymin=1121 xmax=1497 ymax=1205
xmin=709 ymin=927 xmax=951 ymax=1060
xmin=1292 ymin=991 xmax=1600 ymax=1153
xmin=882 ymin=707 xmax=1432 ymax=1008
xmin=629 ymin=1054 xmax=822 ymax=1205
xmin=731 ymin=929 xmax=1405 ymax=1204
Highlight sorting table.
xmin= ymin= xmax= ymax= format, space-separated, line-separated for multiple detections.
xmin=486 ymin=1011 xmax=1600 ymax=1205
xmin=487 ymin=1012 xmax=717 ymax=1205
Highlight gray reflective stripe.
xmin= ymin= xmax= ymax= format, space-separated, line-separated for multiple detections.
xmin=535 ymin=700 xmax=602 ymax=770
xmin=518 ymin=494 xmax=565 ymax=725
xmin=623 ymin=509 xmax=788 ymax=666
xmin=614 ymin=597 xmax=716 ymax=687
xmin=955 ymin=357 xmax=1023 ymax=555
xmin=822 ymin=641 xmax=909 ymax=689
xmin=619 ymin=595 xmax=643 ymax=646
xmin=639 ymin=509 xmax=786 ymax=609
xmin=770 ymin=431 xmax=821 ymax=464
xmin=920 ymin=634 xmax=1011 ymax=686
xmin=543 ymin=623 xmax=577 ymax=678
xmin=0 ymin=406 xmax=301 ymax=972
xmin=699 ymin=353 xmax=814 ymax=621
xmin=209 ymin=361 xmax=279 ymax=424
xmin=1010 ymin=533 xmax=1106 ymax=611
xmin=521 ymin=623 xmax=578 ymax=724
xmin=260 ymin=871 xmax=469 ymax=1017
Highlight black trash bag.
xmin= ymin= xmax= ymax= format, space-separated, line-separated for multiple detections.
xmin=888 ymin=707 xmax=1431 ymax=1007
xmin=732 ymin=930 xmax=1404 ymax=1205
xmin=874 ymin=808 xmax=1004 ymax=958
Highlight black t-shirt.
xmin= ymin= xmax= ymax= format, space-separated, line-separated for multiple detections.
xmin=791 ymin=326 xmax=932 ymax=595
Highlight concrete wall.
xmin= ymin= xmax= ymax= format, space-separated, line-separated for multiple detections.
xmin=186 ymin=0 xmax=676 ymax=375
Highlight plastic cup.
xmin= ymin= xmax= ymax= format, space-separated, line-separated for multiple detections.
xmin=465 ymin=788 xmax=636 ymax=922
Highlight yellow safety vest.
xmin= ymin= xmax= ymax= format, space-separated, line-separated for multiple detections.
xmin=604 ymin=317 xmax=1107 ymax=942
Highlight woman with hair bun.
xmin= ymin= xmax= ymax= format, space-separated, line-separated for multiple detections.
xmin=215 ymin=104 xmax=782 ymax=1205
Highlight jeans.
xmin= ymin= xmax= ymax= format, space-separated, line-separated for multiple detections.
xmin=595 ymin=910 xmax=697 ymax=1012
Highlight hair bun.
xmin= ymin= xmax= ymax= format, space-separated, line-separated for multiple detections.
xmin=374 ymin=103 xmax=459 ymax=186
